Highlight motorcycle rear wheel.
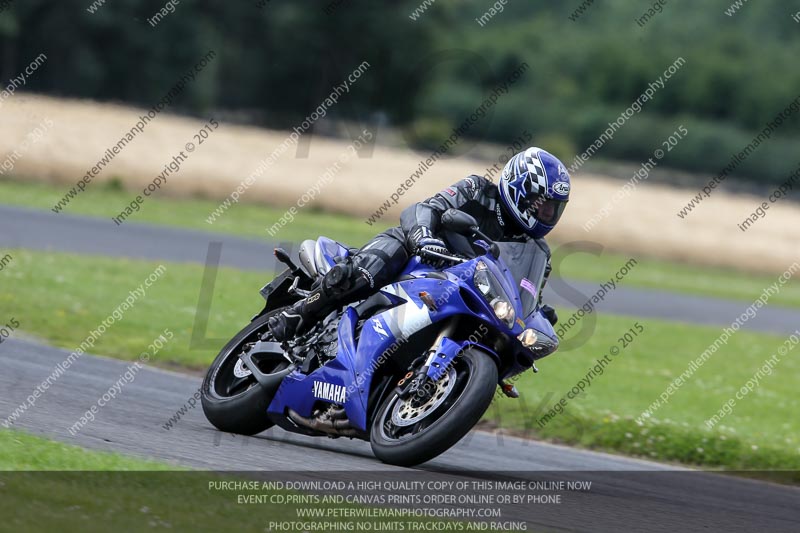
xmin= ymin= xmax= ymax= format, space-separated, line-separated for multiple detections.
xmin=201 ymin=309 xmax=288 ymax=436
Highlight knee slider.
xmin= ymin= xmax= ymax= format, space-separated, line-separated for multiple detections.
xmin=323 ymin=263 xmax=355 ymax=295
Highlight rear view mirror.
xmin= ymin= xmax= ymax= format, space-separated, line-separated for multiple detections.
xmin=440 ymin=209 xmax=478 ymax=235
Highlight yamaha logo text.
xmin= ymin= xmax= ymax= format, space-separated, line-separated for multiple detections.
xmin=313 ymin=381 xmax=347 ymax=403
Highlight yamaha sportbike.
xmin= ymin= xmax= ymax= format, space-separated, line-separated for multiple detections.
xmin=201 ymin=209 xmax=559 ymax=466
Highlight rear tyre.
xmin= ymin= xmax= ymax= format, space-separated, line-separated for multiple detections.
xmin=370 ymin=348 xmax=498 ymax=467
xmin=201 ymin=310 xmax=288 ymax=436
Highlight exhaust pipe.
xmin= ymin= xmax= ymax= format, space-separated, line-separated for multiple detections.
xmin=288 ymin=407 xmax=361 ymax=437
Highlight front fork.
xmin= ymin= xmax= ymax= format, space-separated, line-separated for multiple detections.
xmin=397 ymin=318 xmax=459 ymax=401
xmin=396 ymin=318 xmax=522 ymax=400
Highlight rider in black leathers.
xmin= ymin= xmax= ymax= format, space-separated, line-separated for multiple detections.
xmin=268 ymin=147 xmax=571 ymax=342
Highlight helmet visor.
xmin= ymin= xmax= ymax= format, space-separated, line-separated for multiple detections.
xmin=522 ymin=194 xmax=567 ymax=226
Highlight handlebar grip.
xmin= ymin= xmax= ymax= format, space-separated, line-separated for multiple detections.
xmin=418 ymin=248 xmax=467 ymax=264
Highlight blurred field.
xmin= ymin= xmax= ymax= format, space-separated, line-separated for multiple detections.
xmin=4 ymin=179 xmax=800 ymax=307
xmin=2 ymin=93 xmax=799 ymax=275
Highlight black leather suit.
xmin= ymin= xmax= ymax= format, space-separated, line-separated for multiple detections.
xmin=340 ymin=175 xmax=551 ymax=300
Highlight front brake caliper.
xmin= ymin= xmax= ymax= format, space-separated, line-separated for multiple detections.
xmin=397 ymin=369 xmax=431 ymax=400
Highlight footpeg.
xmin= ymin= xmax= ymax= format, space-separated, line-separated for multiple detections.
xmin=288 ymin=276 xmax=311 ymax=298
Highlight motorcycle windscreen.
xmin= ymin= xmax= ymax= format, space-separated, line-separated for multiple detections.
xmin=496 ymin=240 xmax=549 ymax=319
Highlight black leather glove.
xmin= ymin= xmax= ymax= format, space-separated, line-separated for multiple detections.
xmin=541 ymin=304 xmax=558 ymax=326
xmin=409 ymin=226 xmax=450 ymax=266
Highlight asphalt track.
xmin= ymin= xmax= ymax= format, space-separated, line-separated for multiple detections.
xmin=3 ymin=204 xmax=800 ymax=336
xmin=3 ymin=204 xmax=800 ymax=529
xmin=1 ymin=337 xmax=798 ymax=531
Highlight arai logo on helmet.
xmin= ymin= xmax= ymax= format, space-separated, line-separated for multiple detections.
xmin=552 ymin=181 xmax=570 ymax=196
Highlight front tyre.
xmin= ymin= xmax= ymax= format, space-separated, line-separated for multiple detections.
xmin=370 ymin=348 xmax=498 ymax=467
xmin=201 ymin=310 xmax=288 ymax=436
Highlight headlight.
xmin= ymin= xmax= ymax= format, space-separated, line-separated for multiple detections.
xmin=473 ymin=261 xmax=516 ymax=328
xmin=517 ymin=328 xmax=557 ymax=358
xmin=492 ymin=298 xmax=515 ymax=323
xmin=518 ymin=328 xmax=538 ymax=347
xmin=473 ymin=261 xmax=492 ymax=296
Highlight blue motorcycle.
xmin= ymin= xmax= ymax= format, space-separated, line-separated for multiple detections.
xmin=201 ymin=209 xmax=559 ymax=466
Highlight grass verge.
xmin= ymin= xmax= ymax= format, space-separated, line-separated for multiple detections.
xmin=0 ymin=429 xmax=175 ymax=470
xmin=1 ymin=249 xmax=797 ymax=474
xmin=3 ymin=177 xmax=800 ymax=308
xmin=0 ymin=248 xmax=264 ymax=368
xmin=495 ymin=313 xmax=800 ymax=476
xmin=0 ymin=430 xmax=458 ymax=531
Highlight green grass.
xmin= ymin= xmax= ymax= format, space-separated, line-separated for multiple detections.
xmin=0 ymin=248 xmax=265 ymax=368
xmin=0 ymin=430 xmax=455 ymax=531
xmin=3 ymin=177 xmax=800 ymax=308
xmin=495 ymin=314 xmax=800 ymax=474
xmin=0 ymin=429 xmax=176 ymax=470
xmin=2 ymin=248 xmax=798 ymax=473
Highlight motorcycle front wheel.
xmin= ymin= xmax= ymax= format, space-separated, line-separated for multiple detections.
xmin=370 ymin=347 xmax=498 ymax=467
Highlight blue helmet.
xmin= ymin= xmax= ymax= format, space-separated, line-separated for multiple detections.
xmin=498 ymin=147 xmax=571 ymax=239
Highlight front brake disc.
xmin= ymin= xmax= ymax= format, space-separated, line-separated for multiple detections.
xmin=390 ymin=366 xmax=457 ymax=427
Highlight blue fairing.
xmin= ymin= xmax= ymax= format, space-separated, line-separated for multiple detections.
xmin=399 ymin=255 xmax=434 ymax=277
xmin=267 ymin=243 xmax=554 ymax=433
xmin=425 ymin=337 xmax=497 ymax=381
xmin=315 ymin=236 xmax=350 ymax=272
xmin=267 ymin=307 xmax=360 ymax=426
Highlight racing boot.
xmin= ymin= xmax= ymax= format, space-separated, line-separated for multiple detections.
xmin=268 ymin=262 xmax=371 ymax=342
xmin=267 ymin=285 xmax=332 ymax=342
